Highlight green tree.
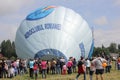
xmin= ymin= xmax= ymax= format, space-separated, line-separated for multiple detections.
xmin=118 ymin=44 xmax=120 ymax=49
xmin=1 ymin=40 xmax=7 ymax=56
xmin=11 ymin=41 xmax=17 ymax=57
xmin=0 ymin=40 xmax=17 ymax=58
xmin=5 ymin=40 xmax=12 ymax=58
xmin=118 ymin=44 xmax=120 ymax=55
xmin=93 ymin=47 xmax=102 ymax=56
xmin=108 ymin=43 xmax=117 ymax=53
xmin=103 ymin=48 xmax=110 ymax=55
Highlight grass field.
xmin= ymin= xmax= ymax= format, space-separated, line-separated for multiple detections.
xmin=1 ymin=62 xmax=120 ymax=80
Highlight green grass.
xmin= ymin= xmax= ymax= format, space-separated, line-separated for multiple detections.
xmin=1 ymin=61 xmax=120 ymax=80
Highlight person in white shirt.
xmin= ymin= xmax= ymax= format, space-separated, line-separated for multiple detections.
xmin=92 ymin=55 xmax=107 ymax=80
xmin=8 ymin=66 xmax=15 ymax=78
xmin=85 ymin=58 xmax=91 ymax=74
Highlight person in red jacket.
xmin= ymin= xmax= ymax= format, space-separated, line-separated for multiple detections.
xmin=75 ymin=56 xmax=86 ymax=80
xmin=33 ymin=60 xmax=39 ymax=79
xmin=41 ymin=59 xmax=47 ymax=79
xmin=62 ymin=62 xmax=67 ymax=75
xmin=67 ymin=59 xmax=73 ymax=74
xmin=117 ymin=56 xmax=120 ymax=70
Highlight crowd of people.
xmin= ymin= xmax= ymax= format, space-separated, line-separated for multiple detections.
xmin=0 ymin=57 xmax=76 ymax=79
xmin=0 ymin=54 xmax=120 ymax=80
xmin=75 ymin=54 xmax=120 ymax=80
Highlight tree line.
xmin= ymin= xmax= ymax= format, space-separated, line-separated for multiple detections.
xmin=93 ymin=43 xmax=120 ymax=56
xmin=0 ymin=39 xmax=120 ymax=59
xmin=0 ymin=40 xmax=17 ymax=59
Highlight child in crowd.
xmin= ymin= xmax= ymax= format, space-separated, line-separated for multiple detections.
xmin=8 ymin=65 xmax=15 ymax=78
xmin=62 ymin=63 xmax=67 ymax=75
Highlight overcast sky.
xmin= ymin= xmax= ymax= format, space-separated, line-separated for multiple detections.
xmin=0 ymin=0 xmax=120 ymax=47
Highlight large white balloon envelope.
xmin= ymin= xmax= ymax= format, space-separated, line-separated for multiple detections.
xmin=15 ymin=6 xmax=94 ymax=61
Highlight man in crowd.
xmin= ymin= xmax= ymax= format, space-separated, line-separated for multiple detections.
xmin=92 ymin=55 xmax=107 ymax=80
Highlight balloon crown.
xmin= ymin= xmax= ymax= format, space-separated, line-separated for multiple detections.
xmin=26 ymin=6 xmax=56 ymax=20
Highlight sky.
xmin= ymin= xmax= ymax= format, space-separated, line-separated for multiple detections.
xmin=0 ymin=0 xmax=120 ymax=47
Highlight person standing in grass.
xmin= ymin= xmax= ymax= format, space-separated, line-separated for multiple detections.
xmin=60 ymin=57 xmax=65 ymax=74
xmin=33 ymin=60 xmax=39 ymax=79
xmin=72 ymin=58 xmax=77 ymax=73
xmin=89 ymin=58 xmax=95 ymax=80
xmin=41 ymin=59 xmax=47 ymax=79
xmin=56 ymin=58 xmax=61 ymax=74
xmin=105 ymin=57 xmax=112 ymax=73
xmin=92 ymin=55 xmax=107 ymax=80
xmin=75 ymin=56 xmax=86 ymax=80
xmin=51 ymin=58 xmax=56 ymax=74
xmin=8 ymin=65 xmax=14 ymax=78
xmin=85 ymin=58 xmax=91 ymax=74
xmin=28 ymin=59 xmax=34 ymax=78
xmin=67 ymin=58 xmax=73 ymax=74
xmin=117 ymin=56 xmax=120 ymax=70
xmin=62 ymin=62 xmax=67 ymax=75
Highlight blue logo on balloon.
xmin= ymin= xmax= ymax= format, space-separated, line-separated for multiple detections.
xmin=26 ymin=6 xmax=55 ymax=20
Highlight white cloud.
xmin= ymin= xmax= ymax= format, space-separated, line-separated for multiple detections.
xmin=94 ymin=29 xmax=120 ymax=47
xmin=94 ymin=17 xmax=120 ymax=47
xmin=111 ymin=18 xmax=120 ymax=28
xmin=113 ymin=0 xmax=120 ymax=6
xmin=94 ymin=16 xmax=120 ymax=47
xmin=0 ymin=0 xmax=35 ymax=16
xmin=94 ymin=16 xmax=108 ymax=26
xmin=0 ymin=23 xmax=18 ymax=43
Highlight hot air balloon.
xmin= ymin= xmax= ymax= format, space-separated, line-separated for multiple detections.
xmin=15 ymin=6 xmax=94 ymax=61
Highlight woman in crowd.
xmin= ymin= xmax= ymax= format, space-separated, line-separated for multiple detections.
xmin=67 ymin=58 xmax=73 ymax=74
xmin=75 ymin=56 xmax=86 ymax=80
xmin=41 ymin=59 xmax=47 ymax=79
